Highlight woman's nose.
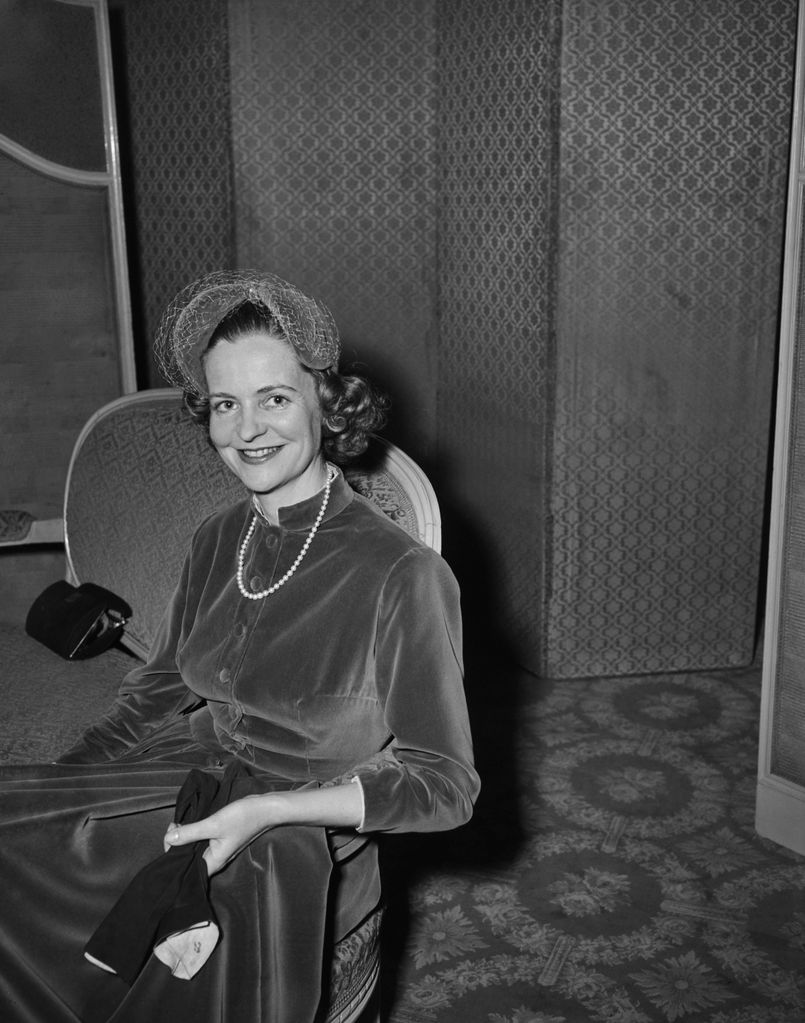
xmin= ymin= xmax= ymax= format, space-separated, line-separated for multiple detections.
xmin=237 ymin=406 xmax=267 ymax=441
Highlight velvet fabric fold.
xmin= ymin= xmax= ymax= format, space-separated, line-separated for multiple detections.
xmin=0 ymin=726 xmax=342 ymax=1022
xmin=84 ymin=766 xmax=228 ymax=984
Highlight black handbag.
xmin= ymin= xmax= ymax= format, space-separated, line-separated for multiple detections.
xmin=25 ymin=580 xmax=132 ymax=660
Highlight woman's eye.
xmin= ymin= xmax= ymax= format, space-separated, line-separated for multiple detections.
xmin=264 ymin=394 xmax=290 ymax=409
xmin=212 ymin=399 xmax=236 ymax=414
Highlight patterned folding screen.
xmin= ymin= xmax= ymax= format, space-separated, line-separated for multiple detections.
xmin=546 ymin=0 xmax=796 ymax=676
xmin=436 ymin=0 xmax=559 ymax=668
xmin=117 ymin=0 xmax=798 ymax=678
xmin=437 ymin=0 xmax=796 ymax=676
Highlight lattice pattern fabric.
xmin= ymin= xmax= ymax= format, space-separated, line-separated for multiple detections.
xmin=436 ymin=0 xmax=559 ymax=669
xmin=544 ymin=0 xmax=795 ymax=676
xmin=119 ymin=0 xmax=233 ymax=369
xmin=227 ymin=0 xmax=439 ymax=459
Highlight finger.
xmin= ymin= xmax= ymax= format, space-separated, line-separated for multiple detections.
xmin=163 ymin=821 xmax=180 ymax=853
xmin=164 ymin=820 xmax=204 ymax=849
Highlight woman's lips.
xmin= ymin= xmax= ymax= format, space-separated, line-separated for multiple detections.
xmin=238 ymin=446 xmax=281 ymax=464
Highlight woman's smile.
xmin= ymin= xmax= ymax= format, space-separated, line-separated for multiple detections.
xmin=238 ymin=445 xmax=282 ymax=463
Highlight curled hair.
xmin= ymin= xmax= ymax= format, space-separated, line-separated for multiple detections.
xmin=313 ymin=368 xmax=389 ymax=462
xmin=183 ymin=299 xmax=389 ymax=463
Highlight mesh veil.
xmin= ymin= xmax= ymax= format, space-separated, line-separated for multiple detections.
xmin=154 ymin=269 xmax=341 ymax=397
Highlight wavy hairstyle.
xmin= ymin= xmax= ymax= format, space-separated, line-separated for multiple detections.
xmin=183 ymin=299 xmax=388 ymax=463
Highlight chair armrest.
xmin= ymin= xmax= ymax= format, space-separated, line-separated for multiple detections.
xmin=0 ymin=510 xmax=64 ymax=547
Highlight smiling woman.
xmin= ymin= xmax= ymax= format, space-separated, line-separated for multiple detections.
xmin=0 ymin=270 xmax=480 ymax=1023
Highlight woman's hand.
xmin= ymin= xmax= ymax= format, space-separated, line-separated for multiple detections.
xmin=162 ymin=781 xmax=363 ymax=876
xmin=163 ymin=794 xmax=275 ymax=875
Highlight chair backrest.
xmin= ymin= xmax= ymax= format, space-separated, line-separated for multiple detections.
xmin=64 ymin=389 xmax=440 ymax=659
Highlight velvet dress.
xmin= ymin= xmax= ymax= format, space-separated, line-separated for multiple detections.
xmin=0 ymin=471 xmax=479 ymax=1022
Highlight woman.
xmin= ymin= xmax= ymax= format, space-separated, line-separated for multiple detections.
xmin=0 ymin=270 xmax=479 ymax=1022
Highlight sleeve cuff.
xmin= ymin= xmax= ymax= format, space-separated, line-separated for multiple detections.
xmin=349 ymin=775 xmax=366 ymax=831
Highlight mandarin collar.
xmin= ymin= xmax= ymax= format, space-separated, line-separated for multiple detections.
xmin=253 ymin=468 xmax=354 ymax=532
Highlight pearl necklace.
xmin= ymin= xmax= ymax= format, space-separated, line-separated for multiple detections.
xmin=236 ymin=465 xmax=336 ymax=600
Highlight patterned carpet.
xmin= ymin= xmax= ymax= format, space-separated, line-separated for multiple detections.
xmin=378 ymin=655 xmax=805 ymax=1023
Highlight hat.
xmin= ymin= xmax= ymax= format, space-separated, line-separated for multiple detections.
xmin=154 ymin=269 xmax=341 ymax=397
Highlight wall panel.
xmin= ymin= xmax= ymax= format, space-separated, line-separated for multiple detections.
xmin=548 ymin=0 xmax=796 ymax=676
xmin=114 ymin=0 xmax=234 ymax=377
xmin=437 ymin=0 xmax=560 ymax=667
xmin=228 ymin=0 xmax=439 ymax=459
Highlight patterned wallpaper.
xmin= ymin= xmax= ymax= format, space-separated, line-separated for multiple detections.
xmin=436 ymin=0 xmax=561 ymax=668
xmin=228 ymin=0 xmax=439 ymax=459
xmin=114 ymin=0 xmax=233 ymax=379
xmin=547 ymin=0 xmax=797 ymax=676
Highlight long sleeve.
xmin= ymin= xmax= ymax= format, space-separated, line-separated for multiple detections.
xmin=350 ymin=547 xmax=480 ymax=834
xmin=57 ymin=556 xmax=200 ymax=764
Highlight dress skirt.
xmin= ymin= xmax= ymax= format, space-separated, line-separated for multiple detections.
xmin=0 ymin=716 xmax=376 ymax=1023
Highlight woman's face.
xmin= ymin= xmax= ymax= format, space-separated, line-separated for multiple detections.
xmin=204 ymin=331 xmax=326 ymax=519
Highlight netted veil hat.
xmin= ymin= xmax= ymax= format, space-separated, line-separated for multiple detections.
xmin=154 ymin=269 xmax=341 ymax=397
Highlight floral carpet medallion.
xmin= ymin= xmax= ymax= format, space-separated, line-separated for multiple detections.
xmin=382 ymin=666 xmax=805 ymax=1022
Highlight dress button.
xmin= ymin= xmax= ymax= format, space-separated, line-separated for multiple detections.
xmin=264 ymin=534 xmax=278 ymax=549
xmin=234 ymin=622 xmax=246 ymax=639
xmin=218 ymin=667 xmax=231 ymax=685
xmin=250 ymin=576 xmax=263 ymax=592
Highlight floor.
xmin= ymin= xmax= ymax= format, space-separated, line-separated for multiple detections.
xmin=378 ymin=655 xmax=805 ymax=1023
